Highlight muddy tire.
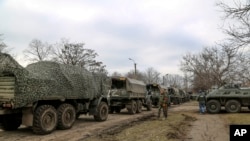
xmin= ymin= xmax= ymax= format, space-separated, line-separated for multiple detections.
xmin=33 ymin=105 xmax=58 ymax=135
xmin=225 ymin=100 xmax=241 ymax=113
xmin=206 ymin=100 xmax=221 ymax=114
xmin=127 ymin=100 xmax=137 ymax=114
xmin=94 ymin=102 xmax=109 ymax=121
xmin=57 ymin=103 xmax=76 ymax=130
xmin=2 ymin=113 xmax=22 ymax=131
xmin=136 ymin=100 xmax=142 ymax=113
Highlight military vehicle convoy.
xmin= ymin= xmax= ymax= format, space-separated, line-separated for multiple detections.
xmin=0 ymin=53 xmax=110 ymax=134
xmin=206 ymin=84 xmax=250 ymax=113
xmin=108 ymin=77 xmax=152 ymax=114
xmin=179 ymin=89 xmax=190 ymax=102
xmin=146 ymin=83 xmax=171 ymax=107
xmin=168 ymin=87 xmax=182 ymax=105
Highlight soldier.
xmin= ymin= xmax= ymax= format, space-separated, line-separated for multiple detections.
xmin=158 ymin=89 xmax=168 ymax=120
xmin=196 ymin=90 xmax=206 ymax=114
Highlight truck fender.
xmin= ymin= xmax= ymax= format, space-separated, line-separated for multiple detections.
xmin=89 ymin=96 xmax=109 ymax=115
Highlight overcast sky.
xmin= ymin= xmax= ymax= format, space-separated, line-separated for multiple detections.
xmin=0 ymin=0 xmax=228 ymax=76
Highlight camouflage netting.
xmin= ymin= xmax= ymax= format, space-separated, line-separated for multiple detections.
xmin=0 ymin=53 xmax=110 ymax=109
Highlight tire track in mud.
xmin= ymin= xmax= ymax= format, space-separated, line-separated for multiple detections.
xmin=184 ymin=113 xmax=229 ymax=141
xmin=1 ymin=102 xmax=228 ymax=141
xmin=0 ymin=109 xmax=157 ymax=141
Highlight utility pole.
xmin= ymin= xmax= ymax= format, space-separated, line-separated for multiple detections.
xmin=129 ymin=58 xmax=137 ymax=78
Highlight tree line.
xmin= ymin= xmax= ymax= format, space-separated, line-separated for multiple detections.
xmin=0 ymin=36 xmax=185 ymax=89
xmin=181 ymin=1 xmax=250 ymax=92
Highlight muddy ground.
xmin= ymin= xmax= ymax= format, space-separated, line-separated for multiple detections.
xmin=1 ymin=101 xmax=247 ymax=141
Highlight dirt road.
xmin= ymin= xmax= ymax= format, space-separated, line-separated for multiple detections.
xmin=0 ymin=108 xmax=155 ymax=141
xmin=173 ymin=104 xmax=229 ymax=141
xmin=0 ymin=102 xmax=229 ymax=141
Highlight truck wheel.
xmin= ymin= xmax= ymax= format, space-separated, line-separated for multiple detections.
xmin=225 ymin=100 xmax=241 ymax=113
xmin=146 ymin=99 xmax=152 ymax=111
xmin=33 ymin=105 xmax=58 ymax=135
xmin=57 ymin=103 xmax=76 ymax=130
xmin=94 ymin=102 xmax=109 ymax=121
xmin=115 ymin=107 xmax=121 ymax=113
xmin=2 ymin=113 xmax=22 ymax=131
xmin=206 ymin=100 xmax=221 ymax=114
xmin=136 ymin=100 xmax=142 ymax=113
xmin=127 ymin=100 xmax=137 ymax=114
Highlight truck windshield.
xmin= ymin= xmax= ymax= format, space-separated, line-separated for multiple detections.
xmin=111 ymin=79 xmax=126 ymax=89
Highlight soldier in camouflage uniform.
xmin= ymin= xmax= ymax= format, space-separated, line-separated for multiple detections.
xmin=196 ymin=90 xmax=206 ymax=114
xmin=158 ymin=89 xmax=168 ymax=120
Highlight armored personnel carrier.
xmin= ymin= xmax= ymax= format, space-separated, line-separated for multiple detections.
xmin=206 ymin=83 xmax=250 ymax=113
xmin=0 ymin=53 xmax=110 ymax=134
xmin=108 ymin=76 xmax=152 ymax=114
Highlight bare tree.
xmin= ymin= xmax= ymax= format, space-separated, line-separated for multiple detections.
xmin=218 ymin=1 xmax=250 ymax=49
xmin=125 ymin=69 xmax=145 ymax=81
xmin=165 ymin=74 xmax=184 ymax=88
xmin=24 ymin=39 xmax=52 ymax=62
xmin=111 ymin=71 xmax=123 ymax=77
xmin=52 ymin=38 xmax=107 ymax=73
xmin=142 ymin=67 xmax=161 ymax=84
xmin=180 ymin=45 xmax=240 ymax=91
xmin=0 ymin=34 xmax=7 ymax=53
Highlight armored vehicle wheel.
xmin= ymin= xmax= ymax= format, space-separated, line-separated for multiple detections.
xmin=225 ymin=100 xmax=241 ymax=113
xmin=94 ymin=102 xmax=109 ymax=121
xmin=127 ymin=100 xmax=137 ymax=114
xmin=206 ymin=100 xmax=221 ymax=114
xmin=146 ymin=99 xmax=152 ymax=111
xmin=33 ymin=105 xmax=58 ymax=135
xmin=57 ymin=103 xmax=76 ymax=130
xmin=2 ymin=113 xmax=22 ymax=131
xmin=115 ymin=107 xmax=121 ymax=113
xmin=136 ymin=100 xmax=142 ymax=113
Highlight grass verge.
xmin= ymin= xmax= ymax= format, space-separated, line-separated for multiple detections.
xmin=84 ymin=110 xmax=197 ymax=141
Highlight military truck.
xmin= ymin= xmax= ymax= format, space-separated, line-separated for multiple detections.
xmin=0 ymin=53 xmax=110 ymax=134
xmin=146 ymin=84 xmax=171 ymax=107
xmin=179 ymin=89 xmax=190 ymax=102
xmin=146 ymin=84 xmax=159 ymax=107
xmin=168 ymin=87 xmax=182 ymax=105
xmin=108 ymin=76 xmax=151 ymax=114
xmin=206 ymin=83 xmax=250 ymax=113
